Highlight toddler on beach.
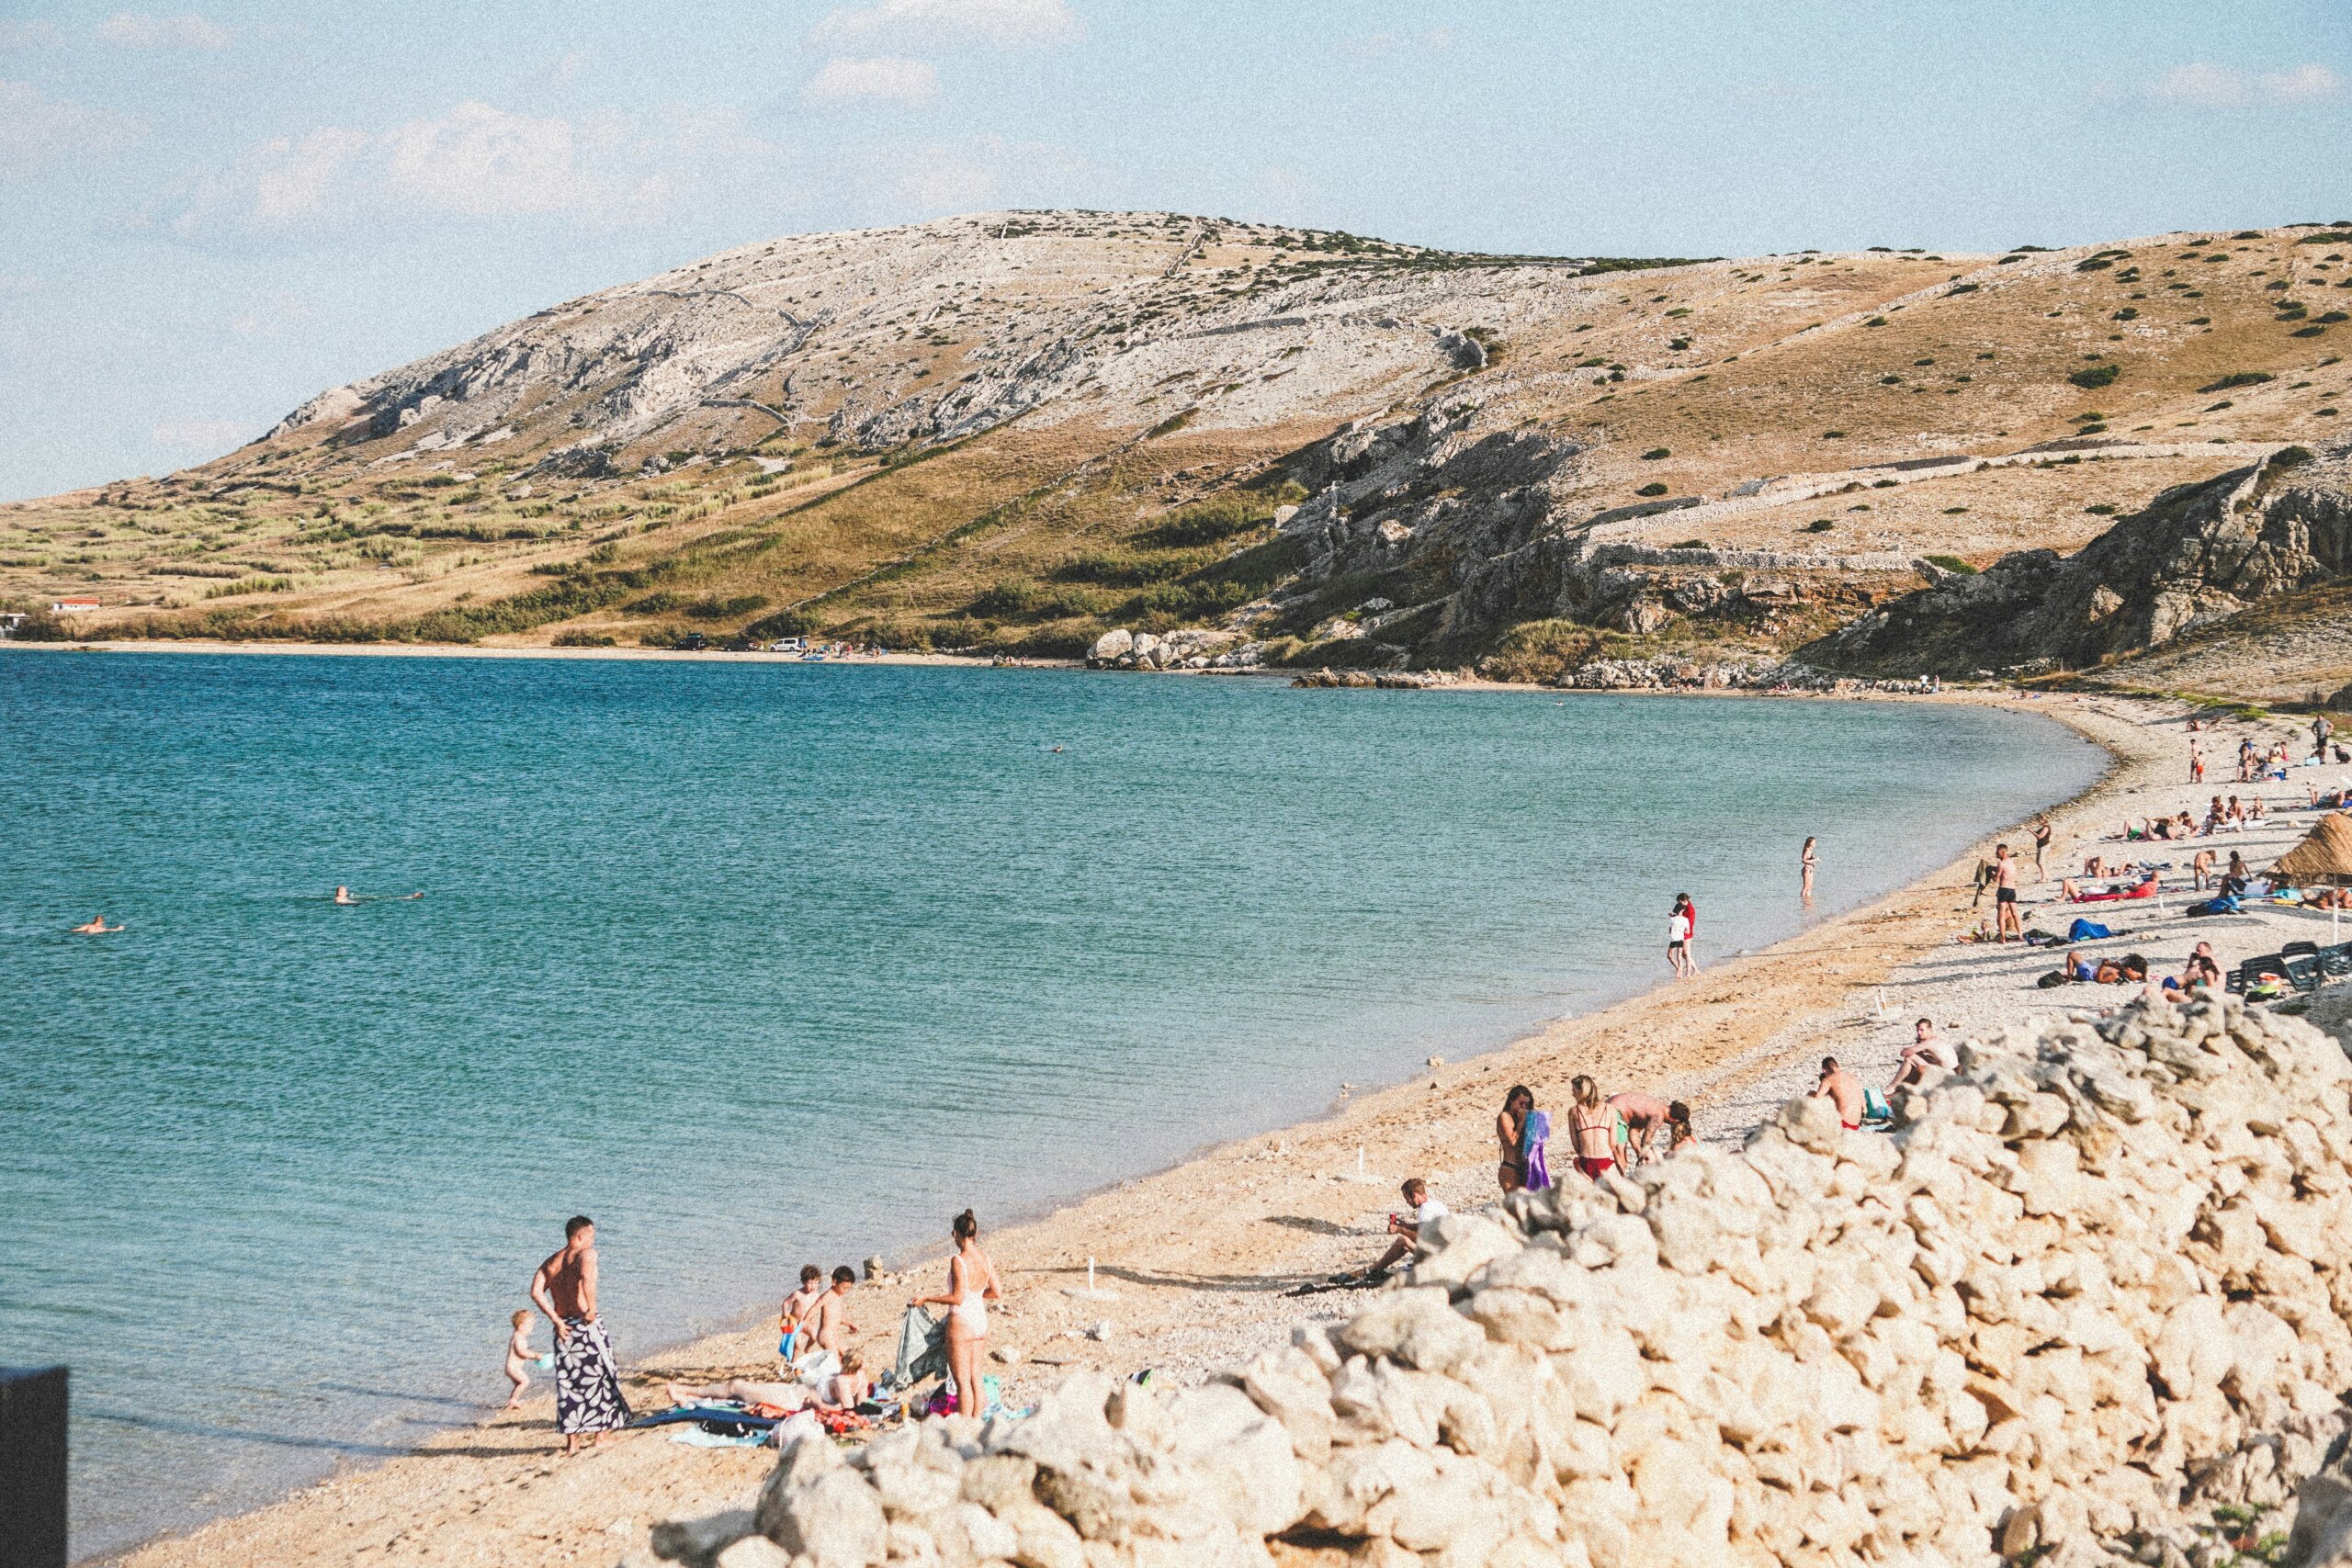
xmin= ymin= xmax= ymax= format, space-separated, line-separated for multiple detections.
xmin=503 ymin=1309 xmax=546 ymax=1409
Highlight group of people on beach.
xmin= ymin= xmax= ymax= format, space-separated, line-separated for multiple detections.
xmin=1493 ymin=1078 xmax=1693 ymax=1194
xmin=505 ymin=1208 xmax=1005 ymax=1451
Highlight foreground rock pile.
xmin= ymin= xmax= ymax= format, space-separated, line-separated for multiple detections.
xmin=695 ymin=999 xmax=2352 ymax=1567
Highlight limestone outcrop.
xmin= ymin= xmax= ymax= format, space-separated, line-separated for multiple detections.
xmin=687 ymin=997 xmax=2352 ymax=1568
xmin=1819 ymin=441 xmax=2352 ymax=678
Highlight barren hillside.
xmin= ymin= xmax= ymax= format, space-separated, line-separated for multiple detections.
xmin=5 ymin=210 xmax=2348 ymax=694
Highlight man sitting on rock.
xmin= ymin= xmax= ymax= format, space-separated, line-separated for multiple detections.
xmin=1361 ymin=1178 xmax=1448 ymax=1279
xmin=1888 ymin=1019 xmax=1956 ymax=1092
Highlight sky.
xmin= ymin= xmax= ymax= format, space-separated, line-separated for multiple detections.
xmin=1 ymin=0 xmax=2347 ymax=500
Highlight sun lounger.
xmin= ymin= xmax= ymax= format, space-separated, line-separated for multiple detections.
xmin=2286 ymin=955 xmax=2323 ymax=994
xmin=2284 ymin=940 xmax=2321 ymax=959
xmin=2321 ymin=943 xmax=2352 ymax=980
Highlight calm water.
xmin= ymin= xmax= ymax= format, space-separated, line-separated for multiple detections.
xmin=0 ymin=651 xmax=2103 ymax=1557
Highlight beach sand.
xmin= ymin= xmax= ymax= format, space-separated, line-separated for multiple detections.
xmin=102 ymin=690 xmax=2343 ymax=1568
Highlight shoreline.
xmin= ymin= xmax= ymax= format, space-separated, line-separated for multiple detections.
xmin=96 ymin=686 xmax=2154 ymax=1568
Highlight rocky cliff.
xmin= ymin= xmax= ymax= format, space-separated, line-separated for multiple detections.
xmin=666 ymin=997 xmax=2352 ymax=1568
xmin=1817 ymin=440 xmax=2352 ymax=682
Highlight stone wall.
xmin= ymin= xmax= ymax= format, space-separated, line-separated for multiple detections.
xmin=700 ymin=998 xmax=2352 ymax=1568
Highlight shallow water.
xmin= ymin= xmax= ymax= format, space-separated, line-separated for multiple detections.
xmin=0 ymin=651 xmax=2104 ymax=1557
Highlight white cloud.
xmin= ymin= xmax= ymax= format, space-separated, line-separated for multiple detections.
xmin=0 ymin=272 xmax=41 ymax=295
xmin=152 ymin=417 xmax=252 ymax=450
xmin=808 ymin=0 xmax=1080 ymax=51
xmin=96 ymin=11 xmax=232 ymax=50
xmin=805 ymin=55 xmax=938 ymax=105
xmin=160 ymin=101 xmax=789 ymax=237
xmin=2146 ymin=61 xmax=2344 ymax=108
xmin=0 ymin=80 xmax=144 ymax=182
xmin=229 ymin=290 xmax=313 ymax=339
xmin=0 ymin=20 xmax=63 ymax=48
xmin=876 ymin=133 xmax=1094 ymax=212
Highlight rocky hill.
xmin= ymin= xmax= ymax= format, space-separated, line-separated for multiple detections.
xmin=5 ymin=211 xmax=2350 ymax=696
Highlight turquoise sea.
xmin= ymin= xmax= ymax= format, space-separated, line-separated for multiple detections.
xmin=0 ymin=650 xmax=2105 ymax=1558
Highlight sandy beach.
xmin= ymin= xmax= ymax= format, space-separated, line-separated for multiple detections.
xmin=96 ymin=687 xmax=2348 ymax=1568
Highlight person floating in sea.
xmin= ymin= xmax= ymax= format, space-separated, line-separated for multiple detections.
xmin=1566 ymin=1076 xmax=1616 ymax=1180
xmin=529 ymin=1215 xmax=631 ymax=1454
xmin=1495 ymin=1085 xmax=1533 ymax=1194
xmin=910 ymin=1212 xmax=1001 ymax=1417
xmin=502 ymin=1309 xmax=545 ymax=1411
xmin=1362 ymin=1177 xmax=1449 ymax=1278
xmin=1800 ymin=838 xmax=1818 ymax=905
xmin=1608 ymin=1091 xmax=1690 ymax=1165
xmin=1667 ymin=893 xmax=1697 ymax=978
xmin=1812 ymin=1057 xmax=1863 ymax=1130
xmin=70 ymin=915 xmax=122 ymax=933
xmin=334 ymin=886 xmax=424 ymax=904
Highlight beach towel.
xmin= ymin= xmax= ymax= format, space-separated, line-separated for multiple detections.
xmin=1519 ymin=1109 xmax=1553 ymax=1192
xmin=1861 ymin=1088 xmax=1891 ymax=1124
xmin=555 ymin=1316 xmax=632 ymax=1436
xmin=2068 ymin=919 xmax=2113 ymax=941
xmin=889 ymin=1304 xmax=948 ymax=1390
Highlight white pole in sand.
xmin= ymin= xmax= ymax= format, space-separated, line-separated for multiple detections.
xmin=1357 ymin=1145 xmax=1364 ymax=1178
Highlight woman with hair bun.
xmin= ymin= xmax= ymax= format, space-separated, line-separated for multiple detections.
xmin=911 ymin=1209 xmax=1001 ymax=1416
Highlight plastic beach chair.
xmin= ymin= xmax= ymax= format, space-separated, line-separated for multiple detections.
xmin=2285 ymin=955 xmax=2323 ymax=994
xmin=2284 ymin=940 xmax=2321 ymax=959
xmin=2321 ymin=943 xmax=2352 ymax=980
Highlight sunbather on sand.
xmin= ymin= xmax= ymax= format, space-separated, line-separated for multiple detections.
xmin=664 ymin=1377 xmax=811 ymax=1413
xmin=1811 ymin=1057 xmax=1863 ymax=1131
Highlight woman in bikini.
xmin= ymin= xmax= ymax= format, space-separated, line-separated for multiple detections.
xmin=1495 ymin=1085 xmax=1533 ymax=1194
xmin=1567 ymin=1076 xmax=1614 ymax=1180
xmin=910 ymin=1210 xmax=1001 ymax=1416
xmin=1799 ymin=838 xmax=1818 ymax=904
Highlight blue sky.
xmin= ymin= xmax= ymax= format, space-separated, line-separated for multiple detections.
xmin=2 ymin=0 xmax=2346 ymax=500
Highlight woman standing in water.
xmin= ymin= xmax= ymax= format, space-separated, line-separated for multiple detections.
xmin=1495 ymin=1085 xmax=1533 ymax=1194
xmin=911 ymin=1211 xmax=1001 ymax=1416
xmin=1800 ymin=838 xmax=1818 ymax=904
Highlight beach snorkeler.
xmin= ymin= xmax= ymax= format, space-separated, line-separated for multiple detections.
xmin=71 ymin=915 xmax=123 ymax=933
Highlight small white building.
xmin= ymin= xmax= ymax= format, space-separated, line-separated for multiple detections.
xmin=51 ymin=597 xmax=100 ymax=614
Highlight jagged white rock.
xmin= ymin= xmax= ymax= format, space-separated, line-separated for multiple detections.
xmin=702 ymin=996 xmax=2352 ymax=1568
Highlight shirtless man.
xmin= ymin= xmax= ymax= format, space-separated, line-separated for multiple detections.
xmin=70 ymin=915 xmax=121 ymax=933
xmin=807 ymin=1267 xmax=857 ymax=1360
xmin=1607 ymin=1092 xmax=1687 ymax=1166
xmin=1811 ymin=1057 xmax=1863 ymax=1131
xmin=664 ymin=1376 xmax=810 ymax=1414
xmin=1993 ymin=844 xmax=2021 ymax=942
xmin=334 ymin=886 xmax=358 ymax=905
xmin=529 ymin=1216 xmax=632 ymax=1453
xmin=1888 ymin=1019 xmax=1955 ymax=1092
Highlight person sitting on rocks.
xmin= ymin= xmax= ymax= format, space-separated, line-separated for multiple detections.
xmin=1811 ymin=1058 xmax=1863 ymax=1131
xmin=1361 ymin=1178 xmax=1449 ymax=1278
xmin=1888 ymin=1019 xmax=1955 ymax=1092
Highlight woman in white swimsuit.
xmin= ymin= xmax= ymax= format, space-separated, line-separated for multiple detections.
xmin=911 ymin=1209 xmax=1001 ymax=1415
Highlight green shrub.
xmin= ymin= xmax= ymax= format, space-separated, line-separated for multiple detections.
xmin=2068 ymin=364 xmax=2121 ymax=389
xmin=1668 ymin=539 xmax=1708 ymax=551
xmin=2293 ymin=326 xmax=2327 ymax=338
xmin=628 ymin=591 xmax=681 ymax=614
xmin=552 ymin=630 xmax=616 ymax=647
xmin=1943 ymin=506 xmax=1970 ymax=515
xmin=1804 ymin=519 xmax=1833 ymax=533
xmin=2086 ymin=502 xmax=2118 ymax=515
xmin=1822 ymin=430 xmax=1847 ymax=439
xmin=1925 ymin=554 xmax=1978 ymax=574
xmin=2321 ymin=311 xmax=2351 ymax=324
xmin=1640 ymin=447 xmax=1670 ymax=460
xmin=2276 ymin=446 xmax=2316 ymax=467
xmin=1871 ymin=479 xmax=1898 ymax=488
xmin=1863 ymin=316 xmax=1888 ymax=327
xmin=2112 ymin=307 xmax=2138 ymax=321
xmin=1636 ymin=482 xmax=1668 ymax=497
xmin=2200 ymin=372 xmax=2274 ymax=392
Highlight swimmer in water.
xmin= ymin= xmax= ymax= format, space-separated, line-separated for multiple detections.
xmin=334 ymin=886 xmax=424 ymax=904
xmin=334 ymin=886 xmax=357 ymax=905
xmin=72 ymin=916 xmax=122 ymax=933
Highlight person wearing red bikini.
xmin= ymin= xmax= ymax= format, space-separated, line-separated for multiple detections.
xmin=1567 ymin=1076 xmax=1615 ymax=1179
xmin=1812 ymin=1056 xmax=1863 ymax=1131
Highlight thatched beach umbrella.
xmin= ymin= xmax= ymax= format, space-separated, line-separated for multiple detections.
xmin=2273 ymin=814 xmax=2352 ymax=938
